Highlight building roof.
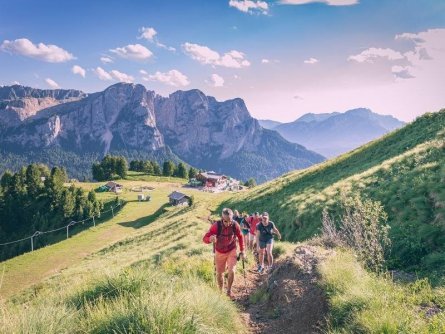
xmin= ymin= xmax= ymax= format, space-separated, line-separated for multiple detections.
xmin=105 ymin=181 xmax=123 ymax=188
xmin=168 ymin=191 xmax=189 ymax=201
xmin=199 ymin=172 xmax=226 ymax=180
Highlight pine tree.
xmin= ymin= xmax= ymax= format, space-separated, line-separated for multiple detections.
xmin=188 ymin=167 xmax=198 ymax=180
xmin=176 ymin=163 xmax=188 ymax=179
xmin=152 ymin=161 xmax=161 ymax=175
xmin=163 ymin=161 xmax=175 ymax=177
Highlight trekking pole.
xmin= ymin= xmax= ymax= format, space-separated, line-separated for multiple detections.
xmin=213 ymin=241 xmax=217 ymax=287
xmin=242 ymin=256 xmax=248 ymax=294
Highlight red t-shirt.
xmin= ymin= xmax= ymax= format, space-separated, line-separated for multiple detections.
xmin=203 ymin=220 xmax=245 ymax=253
xmin=248 ymin=216 xmax=260 ymax=235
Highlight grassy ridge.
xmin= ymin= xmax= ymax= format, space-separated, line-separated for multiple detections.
xmin=318 ymin=247 xmax=445 ymax=333
xmin=225 ymin=110 xmax=445 ymax=278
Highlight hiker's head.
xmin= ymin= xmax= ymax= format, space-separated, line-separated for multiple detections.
xmin=255 ymin=212 xmax=260 ymax=218
xmin=221 ymin=208 xmax=233 ymax=223
xmin=261 ymin=212 xmax=269 ymax=223
xmin=234 ymin=210 xmax=239 ymax=216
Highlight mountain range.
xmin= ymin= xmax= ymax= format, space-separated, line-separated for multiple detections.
xmin=0 ymin=84 xmax=324 ymax=183
xmin=259 ymin=109 xmax=405 ymax=157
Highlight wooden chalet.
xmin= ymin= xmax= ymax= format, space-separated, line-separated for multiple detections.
xmin=196 ymin=172 xmax=227 ymax=187
xmin=105 ymin=181 xmax=123 ymax=193
xmin=168 ymin=191 xmax=190 ymax=206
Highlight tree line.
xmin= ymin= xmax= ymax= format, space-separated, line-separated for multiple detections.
xmin=0 ymin=164 xmax=103 ymax=260
xmin=92 ymin=155 xmax=199 ymax=181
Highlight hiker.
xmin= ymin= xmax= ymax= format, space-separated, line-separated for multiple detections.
xmin=203 ymin=208 xmax=245 ymax=298
xmin=240 ymin=213 xmax=250 ymax=247
xmin=233 ymin=210 xmax=243 ymax=225
xmin=247 ymin=212 xmax=260 ymax=251
xmin=256 ymin=212 xmax=281 ymax=273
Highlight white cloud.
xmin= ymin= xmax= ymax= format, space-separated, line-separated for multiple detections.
xmin=138 ymin=27 xmax=157 ymax=41
xmin=71 ymin=65 xmax=86 ymax=78
xmin=348 ymin=48 xmax=404 ymax=63
xmin=229 ymin=0 xmax=269 ymax=14
xmin=183 ymin=42 xmax=250 ymax=68
xmin=138 ymin=26 xmax=176 ymax=52
xmin=304 ymin=57 xmax=319 ymax=64
xmin=110 ymin=70 xmax=134 ymax=83
xmin=100 ymin=56 xmax=113 ymax=64
xmin=156 ymin=42 xmax=176 ymax=52
xmin=45 ymin=78 xmax=60 ymax=89
xmin=93 ymin=67 xmax=113 ymax=80
xmin=110 ymin=44 xmax=153 ymax=60
xmin=280 ymin=0 xmax=358 ymax=5
xmin=93 ymin=67 xmax=134 ymax=82
xmin=139 ymin=69 xmax=148 ymax=75
xmin=0 ymin=38 xmax=74 ymax=63
xmin=262 ymin=59 xmax=270 ymax=64
xmin=391 ymin=65 xmax=414 ymax=79
xmin=12 ymin=81 xmax=20 ymax=85
xmin=142 ymin=69 xmax=190 ymax=87
xmin=209 ymin=74 xmax=225 ymax=87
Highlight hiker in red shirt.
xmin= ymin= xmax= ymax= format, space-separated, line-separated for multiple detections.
xmin=203 ymin=208 xmax=245 ymax=298
xmin=247 ymin=212 xmax=260 ymax=251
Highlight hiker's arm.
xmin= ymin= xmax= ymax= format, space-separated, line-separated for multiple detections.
xmin=203 ymin=224 xmax=217 ymax=244
xmin=272 ymin=225 xmax=282 ymax=240
xmin=235 ymin=224 xmax=245 ymax=252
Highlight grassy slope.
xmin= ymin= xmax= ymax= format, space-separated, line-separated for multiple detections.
xmin=0 ymin=176 xmax=186 ymax=299
xmin=225 ymin=110 xmax=445 ymax=278
xmin=1 ymin=177 xmax=247 ymax=333
xmin=317 ymin=246 xmax=445 ymax=333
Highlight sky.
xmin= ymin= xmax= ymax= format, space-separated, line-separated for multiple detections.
xmin=0 ymin=0 xmax=444 ymax=122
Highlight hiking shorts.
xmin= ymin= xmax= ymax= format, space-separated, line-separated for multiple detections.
xmin=215 ymin=248 xmax=237 ymax=274
xmin=259 ymin=238 xmax=273 ymax=250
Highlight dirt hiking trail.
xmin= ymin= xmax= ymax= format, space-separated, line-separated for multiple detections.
xmin=232 ymin=245 xmax=330 ymax=334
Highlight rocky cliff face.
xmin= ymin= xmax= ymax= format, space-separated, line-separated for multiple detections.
xmin=2 ymin=84 xmax=164 ymax=153
xmin=0 ymin=83 xmax=324 ymax=182
xmin=0 ymin=85 xmax=86 ymax=127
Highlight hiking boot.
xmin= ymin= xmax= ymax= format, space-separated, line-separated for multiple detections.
xmin=257 ymin=266 xmax=264 ymax=274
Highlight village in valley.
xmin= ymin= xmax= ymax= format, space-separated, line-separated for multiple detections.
xmin=96 ymin=170 xmax=244 ymax=207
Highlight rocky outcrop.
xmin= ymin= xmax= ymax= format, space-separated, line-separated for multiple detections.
xmin=0 ymin=85 xmax=86 ymax=127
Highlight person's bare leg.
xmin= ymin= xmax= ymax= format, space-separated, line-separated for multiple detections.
xmin=217 ymin=272 xmax=224 ymax=291
xmin=266 ymin=243 xmax=273 ymax=268
xmin=227 ymin=270 xmax=234 ymax=293
xmin=259 ymin=248 xmax=265 ymax=268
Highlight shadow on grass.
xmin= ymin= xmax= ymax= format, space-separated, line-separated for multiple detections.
xmin=118 ymin=203 xmax=169 ymax=229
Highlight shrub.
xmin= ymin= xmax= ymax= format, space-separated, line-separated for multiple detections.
xmin=322 ymin=194 xmax=391 ymax=273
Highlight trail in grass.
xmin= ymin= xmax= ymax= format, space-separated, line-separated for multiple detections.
xmin=232 ymin=245 xmax=329 ymax=334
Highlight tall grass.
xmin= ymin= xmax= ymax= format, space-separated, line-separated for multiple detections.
xmin=1 ymin=266 xmax=246 ymax=333
xmin=319 ymin=249 xmax=445 ymax=333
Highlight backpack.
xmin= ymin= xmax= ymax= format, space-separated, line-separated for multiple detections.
xmin=217 ymin=220 xmax=237 ymax=237
xmin=258 ymin=221 xmax=274 ymax=237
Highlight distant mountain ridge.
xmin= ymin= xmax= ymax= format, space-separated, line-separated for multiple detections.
xmin=270 ymin=108 xmax=405 ymax=157
xmin=0 ymin=84 xmax=324 ymax=182
xmin=258 ymin=119 xmax=282 ymax=129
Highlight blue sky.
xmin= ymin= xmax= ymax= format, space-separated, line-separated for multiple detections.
xmin=1 ymin=0 xmax=444 ymax=121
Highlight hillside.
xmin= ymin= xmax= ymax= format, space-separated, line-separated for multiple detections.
xmin=1 ymin=139 xmax=445 ymax=332
xmin=225 ymin=109 xmax=445 ymax=278
xmin=0 ymin=84 xmax=324 ymax=183
xmin=273 ymin=108 xmax=405 ymax=158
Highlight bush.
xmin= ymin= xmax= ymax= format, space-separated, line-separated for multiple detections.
xmin=322 ymin=194 xmax=391 ymax=273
